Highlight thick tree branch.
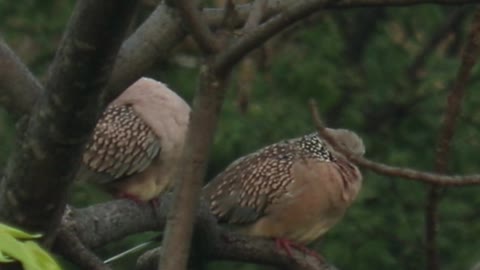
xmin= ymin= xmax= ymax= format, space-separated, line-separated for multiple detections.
xmin=0 ymin=0 xmax=137 ymax=238
xmin=0 ymin=40 xmax=43 ymax=118
xmin=159 ymin=68 xmax=228 ymax=270
xmin=56 ymin=224 xmax=111 ymax=270
xmin=54 ymin=197 xmax=331 ymax=270
xmin=138 ymin=234 xmax=332 ymax=270
xmin=309 ymin=100 xmax=480 ymax=186
xmin=71 ymin=200 xmax=164 ymax=249
xmin=426 ymin=8 xmax=480 ymax=270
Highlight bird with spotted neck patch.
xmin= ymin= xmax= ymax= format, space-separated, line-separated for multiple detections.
xmin=203 ymin=128 xmax=364 ymax=258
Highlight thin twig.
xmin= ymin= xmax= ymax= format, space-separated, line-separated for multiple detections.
xmin=309 ymin=100 xmax=480 ymax=186
xmin=213 ymin=0 xmax=332 ymax=76
xmin=407 ymin=8 xmax=469 ymax=81
xmin=435 ymin=10 xmax=480 ymax=169
xmin=426 ymin=8 xmax=480 ymax=270
xmin=176 ymin=0 xmax=220 ymax=53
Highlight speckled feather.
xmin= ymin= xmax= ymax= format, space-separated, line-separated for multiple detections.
xmin=81 ymin=104 xmax=161 ymax=183
xmin=204 ymin=133 xmax=334 ymax=224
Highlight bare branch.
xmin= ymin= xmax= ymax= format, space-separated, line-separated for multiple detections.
xmin=0 ymin=0 xmax=137 ymax=238
xmin=213 ymin=0 xmax=331 ymax=76
xmin=435 ymin=9 xmax=480 ymax=172
xmin=176 ymin=0 xmax=220 ymax=53
xmin=56 ymin=221 xmax=111 ymax=270
xmin=138 ymin=233 xmax=332 ymax=270
xmin=0 ymin=40 xmax=43 ymax=118
xmin=426 ymin=8 xmax=480 ymax=270
xmin=204 ymin=231 xmax=331 ymax=270
xmin=407 ymin=8 xmax=469 ymax=81
xmin=211 ymin=0 xmax=479 ymax=76
xmin=56 ymin=197 xmax=332 ymax=270
xmin=309 ymin=100 xmax=480 ymax=186
xmin=159 ymin=68 xmax=228 ymax=270
xmin=1 ymin=0 xmax=477 ymax=116
xmin=71 ymin=200 xmax=164 ymax=249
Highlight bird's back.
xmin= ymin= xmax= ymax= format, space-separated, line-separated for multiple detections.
xmin=76 ymin=77 xmax=190 ymax=201
xmin=204 ymin=131 xmax=363 ymax=244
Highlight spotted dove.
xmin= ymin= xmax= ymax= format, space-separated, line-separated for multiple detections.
xmin=204 ymin=128 xmax=364 ymax=252
xmin=76 ymin=77 xmax=191 ymax=201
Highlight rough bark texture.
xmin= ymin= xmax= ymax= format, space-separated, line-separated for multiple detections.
xmin=54 ymin=197 xmax=332 ymax=270
xmin=159 ymin=68 xmax=227 ymax=270
xmin=0 ymin=0 xmax=137 ymax=238
xmin=0 ymin=40 xmax=43 ymax=118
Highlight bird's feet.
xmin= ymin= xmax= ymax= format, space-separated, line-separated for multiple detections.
xmin=275 ymin=238 xmax=324 ymax=262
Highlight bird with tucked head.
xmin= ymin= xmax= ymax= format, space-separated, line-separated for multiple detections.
xmin=75 ymin=77 xmax=190 ymax=202
xmin=203 ymin=128 xmax=364 ymax=257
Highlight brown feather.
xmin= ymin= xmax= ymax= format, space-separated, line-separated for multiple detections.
xmin=203 ymin=130 xmax=363 ymax=244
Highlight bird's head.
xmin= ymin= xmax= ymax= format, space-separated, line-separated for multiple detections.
xmin=324 ymin=128 xmax=365 ymax=156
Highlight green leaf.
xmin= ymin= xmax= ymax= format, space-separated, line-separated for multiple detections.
xmin=0 ymin=223 xmax=61 ymax=270
xmin=0 ymin=223 xmax=42 ymax=239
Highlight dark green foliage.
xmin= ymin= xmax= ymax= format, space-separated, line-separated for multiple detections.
xmin=1 ymin=2 xmax=479 ymax=270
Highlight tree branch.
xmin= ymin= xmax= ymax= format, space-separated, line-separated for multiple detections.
xmin=1 ymin=0 xmax=478 ymax=117
xmin=213 ymin=0 xmax=332 ymax=76
xmin=54 ymin=197 xmax=332 ymax=270
xmin=407 ymin=8 xmax=469 ymax=81
xmin=176 ymin=0 xmax=220 ymax=53
xmin=56 ymin=222 xmax=111 ymax=270
xmin=0 ymin=39 xmax=43 ymax=118
xmin=0 ymin=0 xmax=137 ymax=239
xmin=159 ymin=68 xmax=228 ymax=270
xmin=426 ymin=8 xmax=480 ymax=270
xmin=96 ymin=0 xmax=480 ymax=106
xmin=138 ymin=233 xmax=333 ymax=270
xmin=435 ymin=9 xmax=480 ymax=171
xmin=101 ymin=1 xmax=284 ymax=105
xmin=243 ymin=0 xmax=268 ymax=31
xmin=309 ymin=100 xmax=480 ymax=186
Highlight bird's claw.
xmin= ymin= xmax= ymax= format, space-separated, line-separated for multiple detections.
xmin=275 ymin=238 xmax=324 ymax=262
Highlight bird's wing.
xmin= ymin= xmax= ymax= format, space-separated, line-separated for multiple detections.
xmin=204 ymin=143 xmax=296 ymax=225
xmin=76 ymin=104 xmax=161 ymax=184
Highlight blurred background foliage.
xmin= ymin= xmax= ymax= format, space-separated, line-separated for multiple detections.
xmin=1 ymin=1 xmax=480 ymax=270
